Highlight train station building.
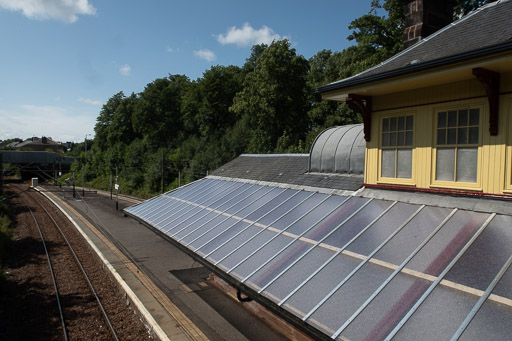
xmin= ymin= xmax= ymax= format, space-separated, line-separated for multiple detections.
xmin=125 ymin=1 xmax=512 ymax=339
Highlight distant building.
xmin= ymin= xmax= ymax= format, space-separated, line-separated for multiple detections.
xmin=14 ymin=136 xmax=67 ymax=152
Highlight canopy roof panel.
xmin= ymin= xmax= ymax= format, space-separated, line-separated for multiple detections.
xmin=125 ymin=177 xmax=512 ymax=340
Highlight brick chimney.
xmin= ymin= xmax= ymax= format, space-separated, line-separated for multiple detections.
xmin=403 ymin=0 xmax=454 ymax=49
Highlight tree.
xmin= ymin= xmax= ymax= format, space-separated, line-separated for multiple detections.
xmin=453 ymin=0 xmax=496 ymax=17
xmin=132 ymin=75 xmax=190 ymax=149
xmin=182 ymin=65 xmax=244 ymax=139
xmin=242 ymin=43 xmax=268 ymax=74
xmin=231 ymin=40 xmax=310 ymax=153
xmin=108 ymin=92 xmax=139 ymax=147
xmin=94 ymin=91 xmax=125 ymax=150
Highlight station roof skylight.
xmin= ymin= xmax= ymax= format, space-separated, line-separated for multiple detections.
xmin=125 ymin=177 xmax=512 ymax=340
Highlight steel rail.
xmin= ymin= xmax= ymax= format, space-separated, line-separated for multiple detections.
xmin=24 ymin=188 xmax=120 ymax=341
xmin=27 ymin=205 xmax=69 ymax=341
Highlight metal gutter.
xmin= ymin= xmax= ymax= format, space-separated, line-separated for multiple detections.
xmin=315 ymin=40 xmax=512 ymax=95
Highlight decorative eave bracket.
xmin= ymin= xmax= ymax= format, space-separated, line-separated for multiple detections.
xmin=473 ymin=67 xmax=500 ymax=136
xmin=347 ymin=94 xmax=372 ymax=141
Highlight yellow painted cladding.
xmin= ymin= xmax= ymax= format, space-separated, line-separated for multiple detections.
xmin=364 ymin=72 xmax=512 ymax=195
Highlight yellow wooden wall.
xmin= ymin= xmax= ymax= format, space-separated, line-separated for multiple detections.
xmin=364 ymin=72 xmax=512 ymax=195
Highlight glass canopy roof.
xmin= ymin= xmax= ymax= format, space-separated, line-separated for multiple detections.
xmin=125 ymin=177 xmax=512 ymax=340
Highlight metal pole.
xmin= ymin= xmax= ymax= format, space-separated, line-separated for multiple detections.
xmin=178 ymin=171 xmax=181 ymax=187
xmin=161 ymin=150 xmax=164 ymax=193
xmin=110 ymin=172 xmax=112 ymax=200
xmin=72 ymin=172 xmax=76 ymax=198
xmin=53 ymin=160 xmax=56 ymax=185
xmin=83 ymin=134 xmax=89 ymax=196
xmin=82 ymin=165 xmax=85 ymax=196
xmin=115 ymin=165 xmax=118 ymax=211
xmin=59 ymin=160 xmax=61 ymax=189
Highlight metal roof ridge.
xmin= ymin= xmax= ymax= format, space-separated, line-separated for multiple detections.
xmin=206 ymin=175 xmax=359 ymax=197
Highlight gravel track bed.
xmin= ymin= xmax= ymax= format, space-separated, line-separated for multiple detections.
xmin=0 ymin=183 xmax=151 ymax=340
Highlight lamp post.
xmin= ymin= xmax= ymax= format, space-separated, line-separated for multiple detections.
xmin=83 ymin=133 xmax=91 ymax=196
xmin=84 ymin=133 xmax=92 ymax=158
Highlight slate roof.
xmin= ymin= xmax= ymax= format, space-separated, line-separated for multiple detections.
xmin=317 ymin=0 xmax=512 ymax=93
xmin=210 ymin=154 xmax=364 ymax=192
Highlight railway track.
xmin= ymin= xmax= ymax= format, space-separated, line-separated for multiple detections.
xmin=23 ymin=191 xmax=118 ymax=341
xmin=3 ymin=183 xmax=148 ymax=340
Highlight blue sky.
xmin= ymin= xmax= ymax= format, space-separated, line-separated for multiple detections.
xmin=0 ymin=0 xmax=374 ymax=142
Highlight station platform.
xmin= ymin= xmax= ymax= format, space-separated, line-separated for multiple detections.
xmin=39 ymin=186 xmax=289 ymax=341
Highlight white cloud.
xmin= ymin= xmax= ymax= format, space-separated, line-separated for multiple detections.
xmin=0 ymin=104 xmax=96 ymax=142
xmin=193 ymin=49 xmax=216 ymax=62
xmin=0 ymin=0 xmax=96 ymax=23
xmin=119 ymin=64 xmax=131 ymax=76
xmin=217 ymin=23 xmax=282 ymax=47
xmin=78 ymin=97 xmax=102 ymax=106
xmin=166 ymin=47 xmax=180 ymax=53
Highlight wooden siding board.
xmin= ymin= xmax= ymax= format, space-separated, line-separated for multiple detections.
xmin=367 ymin=85 xmax=512 ymax=195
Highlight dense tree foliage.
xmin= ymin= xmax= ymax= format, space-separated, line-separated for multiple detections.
xmin=68 ymin=0 xmax=495 ymax=198
xmin=231 ymin=40 xmax=310 ymax=153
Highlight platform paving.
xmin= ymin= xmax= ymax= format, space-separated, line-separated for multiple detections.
xmin=40 ymin=185 xmax=288 ymax=341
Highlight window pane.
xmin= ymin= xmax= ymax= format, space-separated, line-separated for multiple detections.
xmin=438 ymin=112 xmax=447 ymax=128
xmin=437 ymin=129 xmax=446 ymax=145
xmin=447 ymin=128 xmax=457 ymax=144
xmin=382 ymin=118 xmax=389 ymax=132
xmin=397 ymin=132 xmax=405 ymax=146
xmin=456 ymin=147 xmax=478 ymax=182
xmin=390 ymin=117 xmax=397 ymax=131
xmin=381 ymin=149 xmax=396 ymax=178
xmin=469 ymin=108 xmax=480 ymax=125
xmin=406 ymin=131 xmax=413 ymax=146
xmin=397 ymin=149 xmax=412 ymax=178
xmin=458 ymin=127 xmax=468 ymax=144
xmin=458 ymin=109 xmax=468 ymax=126
xmin=468 ymin=127 xmax=479 ymax=144
xmin=382 ymin=132 xmax=389 ymax=147
xmin=398 ymin=116 xmax=405 ymax=131
xmin=406 ymin=116 xmax=414 ymax=130
xmin=389 ymin=132 xmax=397 ymax=146
xmin=448 ymin=111 xmax=457 ymax=127
xmin=436 ymin=148 xmax=455 ymax=181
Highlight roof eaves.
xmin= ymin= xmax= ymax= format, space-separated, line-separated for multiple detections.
xmin=315 ymin=39 xmax=512 ymax=94
xmin=315 ymin=0 xmax=506 ymax=95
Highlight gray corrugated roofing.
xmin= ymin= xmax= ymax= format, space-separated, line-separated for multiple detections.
xmin=210 ymin=154 xmax=363 ymax=192
xmin=317 ymin=0 xmax=512 ymax=93
xmin=309 ymin=124 xmax=365 ymax=174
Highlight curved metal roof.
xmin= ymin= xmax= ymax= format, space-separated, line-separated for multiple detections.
xmin=309 ymin=124 xmax=365 ymax=174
